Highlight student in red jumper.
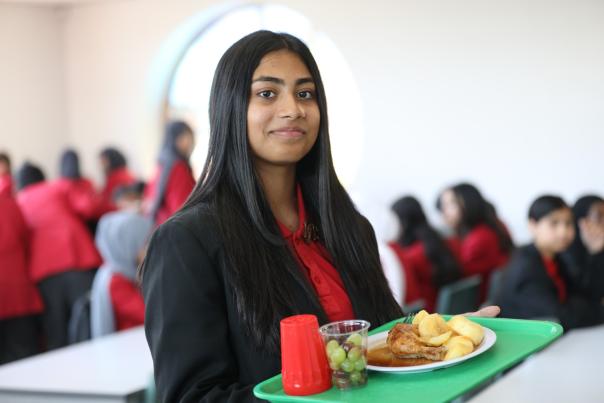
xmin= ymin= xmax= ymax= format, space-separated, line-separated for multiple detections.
xmin=497 ymin=195 xmax=603 ymax=329
xmin=99 ymin=147 xmax=137 ymax=214
xmin=144 ymin=121 xmax=196 ymax=225
xmin=437 ymin=183 xmax=513 ymax=300
xmin=16 ymin=163 xmax=101 ymax=350
xmin=90 ymin=211 xmax=152 ymax=338
xmin=0 ymin=194 xmax=44 ymax=364
xmin=389 ymin=196 xmax=462 ymax=311
xmin=53 ymin=149 xmax=101 ymax=222
xmin=0 ymin=152 xmax=13 ymax=197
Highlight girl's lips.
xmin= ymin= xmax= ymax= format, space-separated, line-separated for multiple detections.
xmin=270 ymin=128 xmax=306 ymax=138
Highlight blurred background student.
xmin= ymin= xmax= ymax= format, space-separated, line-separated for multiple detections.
xmin=112 ymin=181 xmax=146 ymax=213
xmin=497 ymin=195 xmax=603 ymax=329
xmin=0 ymin=152 xmax=14 ymax=197
xmin=53 ymin=149 xmax=101 ymax=226
xmin=565 ymin=195 xmax=604 ymax=308
xmin=437 ymin=183 xmax=514 ymax=301
xmin=389 ymin=196 xmax=462 ymax=311
xmin=0 ymin=192 xmax=43 ymax=364
xmin=91 ymin=211 xmax=152 ymax=338
xmin=144 ymin=120 xmax=196 ymax=226
xmin=99 ymin=147 xmax=137 ymax=214
xmin=16 ymin=162 xmax=101 ymax=350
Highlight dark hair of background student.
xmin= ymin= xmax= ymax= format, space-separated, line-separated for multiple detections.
xmin=528 ymin=195 xmax=569 ymax=222
xmin=392 ymin=196 xmax=461 ymax=286
xmin=59 ymin=149 xmax=81 ymax=179
xmin=437 ymin=183 xmax=514 ymax=253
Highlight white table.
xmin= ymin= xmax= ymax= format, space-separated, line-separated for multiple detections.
xmin=0 ymin=327 xmax=153 ymax=403
xmin=470 ymin=324 xmax=604 ymax=403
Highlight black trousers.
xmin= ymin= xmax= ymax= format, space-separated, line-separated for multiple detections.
xmin=0 ymin=314 xmax=41 ymax=365
xmin=37 ymin=269 xmax=95 ymax=350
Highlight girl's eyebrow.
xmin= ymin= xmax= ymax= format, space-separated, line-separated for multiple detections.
xmin=252 ymin=76 xmax=314 ymax=86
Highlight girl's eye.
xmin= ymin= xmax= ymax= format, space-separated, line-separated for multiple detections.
xmin=298 ymin=90 xmax=314 ymax=100
xmin=258 ymin=90 xmax=276 ymax=99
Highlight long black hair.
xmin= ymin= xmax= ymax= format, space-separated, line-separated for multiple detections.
xmin=392 ymin=196 xmax=461 ymax=286
xmin=100 ymin=147 xmax=127 ymax=174
xmin=567 ymin=195 xmax=603 ymax=268
xmin=59 ymin=149 xmax=81 ymax=179
xmin=437 ymin=183 xmax=514 ymax=253
xmin=148 ymin=120 xmax=193 ymax=220
xmin=174 ymin=30 xmax=401 ymax=351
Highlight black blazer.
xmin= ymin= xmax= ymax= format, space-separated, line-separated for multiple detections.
xmin=141 ymin=205 xmax=399 ymax=402
xmin=496 ymin=244 xmax=601 ymax=329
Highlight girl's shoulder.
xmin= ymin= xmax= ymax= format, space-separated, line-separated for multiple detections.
xmin=157 ymin=204 xmax=223 ymax=255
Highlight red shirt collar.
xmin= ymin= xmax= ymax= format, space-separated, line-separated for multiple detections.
xmin=277 ymin=184 xmax=306 ymax=240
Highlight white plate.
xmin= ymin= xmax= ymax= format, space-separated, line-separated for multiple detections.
xmin=366 ymin=326 xmax=497 ymax=373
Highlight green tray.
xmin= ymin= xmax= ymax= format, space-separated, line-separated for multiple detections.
xmin=254 ymin=316 xmax=563 ymax=403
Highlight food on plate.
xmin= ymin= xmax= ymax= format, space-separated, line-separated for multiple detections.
xmin=369 ymin=310 xmax=487 ymax=367
xmin=412 ymin=309 xmax=429 ymax=326
xmin=446 ymin=315 xmax=485 ymax=346
xmin=444 ymin=335 xmax=475 ymax=360
xmin=422 ymin=330 xmax=452 ymax=346
xmin=418 ymin=313 xmax=449 ymax=339
xmin=386 ymin=323 xmax=447 ymax=361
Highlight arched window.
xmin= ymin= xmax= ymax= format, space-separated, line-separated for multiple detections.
xmin=167 ymin=4 xmax=363 ymax=186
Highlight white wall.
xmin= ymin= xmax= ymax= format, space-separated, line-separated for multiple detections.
xmin=4 ymin=0 xmax=604 ymax=243
xmin=0 ymin=3 xmax=68 ymax=178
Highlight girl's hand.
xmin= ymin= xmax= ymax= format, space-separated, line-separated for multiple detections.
xmin=464 ymin=305 xmax=500 ymax=317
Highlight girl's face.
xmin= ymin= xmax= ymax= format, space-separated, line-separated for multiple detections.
xmin=585 ymin=201 xmax=604 ymax=227
xmin=529 ymin=208 xmax=575 ymax=254
xmin=176 ymin=131 xmax=195 ymax=159
xmin=247 ymin=50 xmax=320 ymax=168
xmin=99 ymin=156 xmax=110 ymax=175
xmin=439 ymin=189 xmax=462 ymax=230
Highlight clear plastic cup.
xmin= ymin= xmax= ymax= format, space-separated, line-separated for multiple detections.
xmin=319 ymin=319 xmax=370 ymax=390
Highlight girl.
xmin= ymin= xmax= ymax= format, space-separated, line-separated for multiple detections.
xmin=140 ymin=31 xmax=402 ymax=402
xmin=389 ymin=196 xmax=462 ymax=311
xmin=141 ymin=31 xmax=499 ymax=403
xmin=0 ymin=193 xmax=43 ymax=364
xmin=16 ymin=162 xmax=101 ymax=349
xmin=144 ymin=121 xmax=196 ymax=225
xmin=91 ymin=211 xmax=152 ymax=337
xmin=437 ymin=183 xmax=513 ymax=300
xmin=497 ymin=195 xmax=602 ymax=329
xmin=98 ymin=147 xmax=137 ymax=214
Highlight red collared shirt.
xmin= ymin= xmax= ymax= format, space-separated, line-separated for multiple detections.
xmin=542 ymin=255 xmax=567 ymax=303
xmin=277 ymin=186 xmax=355 ymax=322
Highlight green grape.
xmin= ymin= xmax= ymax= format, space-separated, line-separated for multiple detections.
xmin=347 ymin=346 xmax=362 ymax=362
xmin=354 ymin=357 xmax=366 ymax=371
xmin=347 ymin=333 xmax=363 ymax=347
xmin=350 ymin=371 xmax=362 ymax=384
xmin=325 ymin=339 xmax=339 ymax=356
xmin=330 ymin=347 xmax=346 ymax=365
xmin=329 ymin=361 xmax=340 ymax=371
xmin=340 ymin=359 xmax=354 ymax=373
